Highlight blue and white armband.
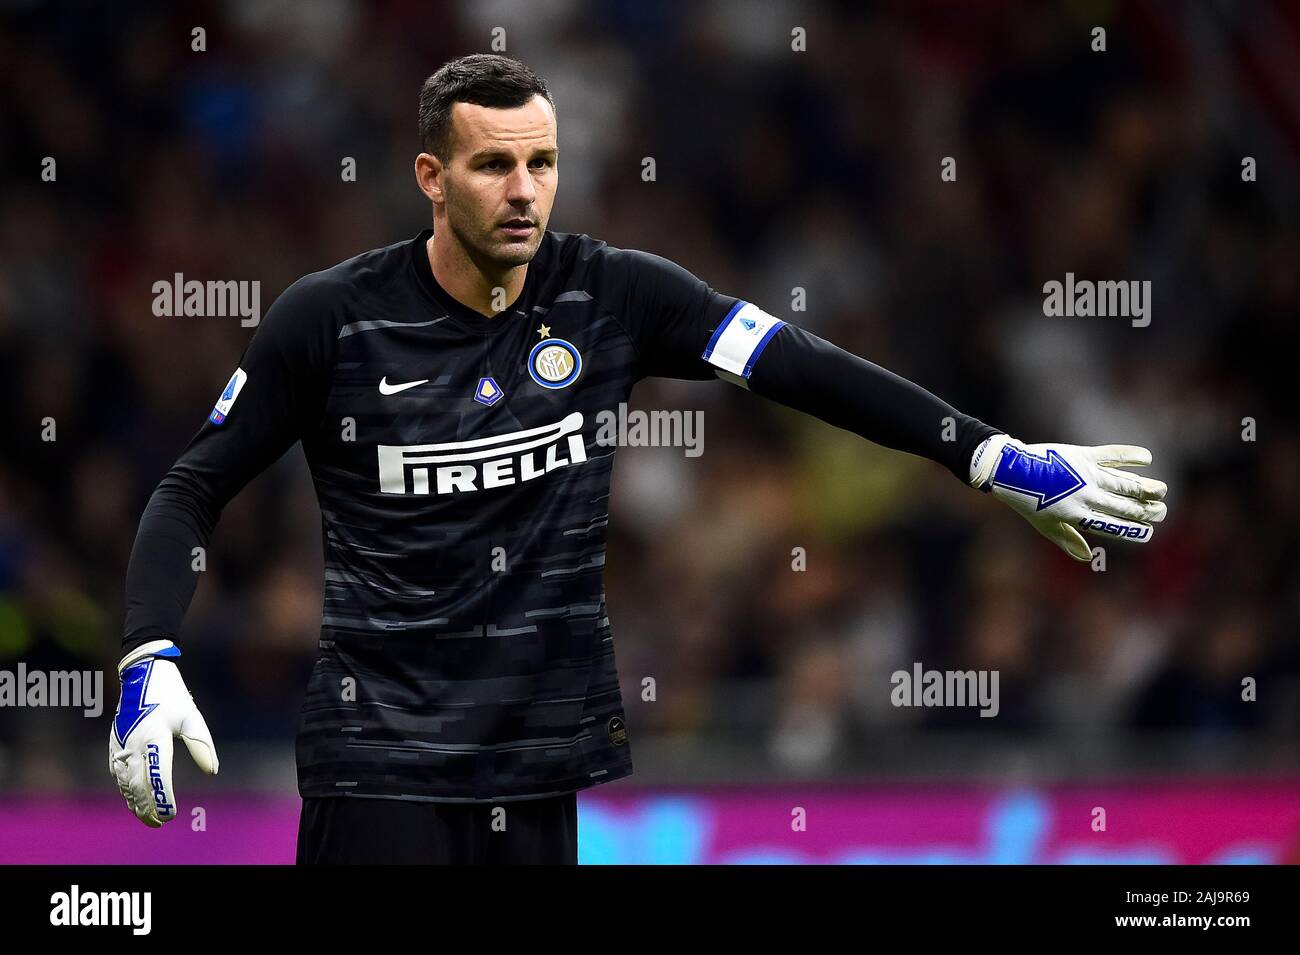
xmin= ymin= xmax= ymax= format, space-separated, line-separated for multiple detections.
xmin=701 ymin=302 xmax=786 ymax=387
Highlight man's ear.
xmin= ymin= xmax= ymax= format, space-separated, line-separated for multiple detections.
xmin=414 ymin=152 xmax=444 ymax=203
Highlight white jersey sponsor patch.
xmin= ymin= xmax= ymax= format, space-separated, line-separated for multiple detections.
xmin=377 ymin=412 xmax=588 ymax=495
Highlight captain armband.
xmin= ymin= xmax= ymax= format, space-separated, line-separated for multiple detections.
xmin=701 ymin=302 xmax=787 ymax=388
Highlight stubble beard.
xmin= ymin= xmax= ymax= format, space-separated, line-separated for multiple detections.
xmin=446 ymin=187 xmax=540 ymax=272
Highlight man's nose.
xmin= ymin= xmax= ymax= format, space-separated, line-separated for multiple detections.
xmin=505 ymin=164 xmax=537 ymax=204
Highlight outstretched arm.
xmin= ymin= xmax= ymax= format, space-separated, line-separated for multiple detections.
xmin=733 ymin=316 xmax=996 ymax=482
xmin=706 ymin=301 xmax=1168 ymax=561
xmin=596 ymin=246 xmax=1168 ymax=561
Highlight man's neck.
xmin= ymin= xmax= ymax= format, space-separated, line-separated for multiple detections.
xmin=426 ymin=233 xmax=527 ymax=319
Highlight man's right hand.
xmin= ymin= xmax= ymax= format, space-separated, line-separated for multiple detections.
xmin=108 ymin=640 xmax=219 ymax=828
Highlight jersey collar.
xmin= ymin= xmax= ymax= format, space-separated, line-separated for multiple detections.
xmin=410 ymin=228 xmax=545 ymax=336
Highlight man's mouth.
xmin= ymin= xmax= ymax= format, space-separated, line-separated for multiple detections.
xmin=499 ymin=219 xmax=536 ymax=236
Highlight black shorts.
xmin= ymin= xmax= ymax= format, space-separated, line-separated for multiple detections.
xmin=295 ymin=793 xmax=579 ymax=865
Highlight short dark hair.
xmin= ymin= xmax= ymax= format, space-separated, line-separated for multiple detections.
xmin=418 ymin=54 xmax=555 ymax=161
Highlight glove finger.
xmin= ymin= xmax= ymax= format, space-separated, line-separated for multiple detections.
xmin=141 ymin=732 xmax=179 ymax=825
xmin=179 ymin=706 xmax=220 ymax=776
xmin=1096 ymin=466 xmax=1168 ymax=501
xmin=1090 ymin=445 xmax=1152 ymax=468
xmin=110 ymin=747 xmax=161 ymax=828
xmin=1040 ymin=520 xmax=1094 ymax=562
xmin=1092 ymin=491 xmax=1168 ymax=524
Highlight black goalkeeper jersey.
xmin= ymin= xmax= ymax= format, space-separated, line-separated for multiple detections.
xmin=125 ymin=229 xmax=745 ymax=802
xmin=122 ymin=228 xmax=996 ymax=803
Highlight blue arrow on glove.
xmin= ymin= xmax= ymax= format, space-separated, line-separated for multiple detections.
xmin=114 ymin=661 xmax=160 ymax=747
xmin=113 ymin=643 xmax=181 ymax=747
xmin=990 ymin=445 xmax=1086 ymax=511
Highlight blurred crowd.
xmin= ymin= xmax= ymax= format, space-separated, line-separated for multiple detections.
xmin=0 ymin=0 xmax=1296 ymax=790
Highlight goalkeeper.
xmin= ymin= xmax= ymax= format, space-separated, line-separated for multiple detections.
xmin=110 ymin=54 xmax=1166 ymax=864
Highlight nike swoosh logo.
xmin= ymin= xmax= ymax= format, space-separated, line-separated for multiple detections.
xmin=379 ymin=377 xmax=430 ymax=396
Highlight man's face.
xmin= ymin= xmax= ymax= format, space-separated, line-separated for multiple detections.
xmin=438 ymin=94 xmax=557 ymax=269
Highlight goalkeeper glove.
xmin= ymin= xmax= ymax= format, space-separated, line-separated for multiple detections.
xmin=970 ymin=434 xmax=1168 ymax=562
xmin=109 ymin=639 xmax=218 ymax=828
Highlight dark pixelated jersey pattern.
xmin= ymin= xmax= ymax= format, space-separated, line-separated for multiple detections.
xmin=275 ymin=230 xmax=737 ymax=801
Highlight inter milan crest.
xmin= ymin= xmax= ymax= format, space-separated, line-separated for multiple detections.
xmin=528 ymin=338 xmax=582 ymax=389
xmin=474 ymin=376 xmax=504 ymax=406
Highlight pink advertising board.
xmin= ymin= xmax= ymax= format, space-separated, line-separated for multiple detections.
xmin=2 ymin=782 xmax=1296 ymax=864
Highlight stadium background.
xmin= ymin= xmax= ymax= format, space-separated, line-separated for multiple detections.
xmin=1 ymin=0 xmax=1297 ymax=863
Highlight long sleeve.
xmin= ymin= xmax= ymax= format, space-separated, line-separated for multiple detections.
xmin=744 ymin=322 xmax=999 ymax=482
xmin=591 ymin=245 xmax=742 ymax=382
xmin=590 ymin=245 xmax=997 ymax=479
xmin=121 ymin=274 xmax=339 ymax=653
